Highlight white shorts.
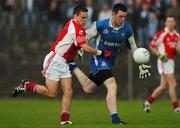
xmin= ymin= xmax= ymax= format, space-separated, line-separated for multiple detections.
xmin=157 ymin=59 xmax=175 ymax=74
xmin=42 ymin=51 xmax=71 ymax=81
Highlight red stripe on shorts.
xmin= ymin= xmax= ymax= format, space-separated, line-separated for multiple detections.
xmin=42 ymin=52 xmax=56 ymax=76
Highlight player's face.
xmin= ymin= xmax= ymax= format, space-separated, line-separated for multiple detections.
xmin=113 ymin=10 xmax=127 ymax=26
xmin=165 ymin=17 xmax=176 ymax=30
xmin=74 ymin=12 xmax=88 ymax=27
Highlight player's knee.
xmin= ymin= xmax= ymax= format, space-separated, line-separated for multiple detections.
xmin=48 ymin=93 xmax=57 ymax=98
xmin=41 ymin=89 xmax=57 ymax=98
xmin=160 ymin=85 xmax=168 ymax=91
xmin=64 ymin=88 xmax=73 ymax=96
xmin=83 ymin=88 xmax=93 ymax=94
xmin=85 ymin=84 xmax=96 ymax=93
xmin=107 ymin=87 xmax=117 ymax=95
xmin=169 ymin=82 xmax=177 ymax=88
xmin=160 ymin=84 xmax=168 ymax=91
xmin=107 ymin=84 xmax=117 ymax=92
xmin=173 ymin=82 xmax=177 ymax=88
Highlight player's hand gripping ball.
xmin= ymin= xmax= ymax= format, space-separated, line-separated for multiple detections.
xmin=133 ymin=48 xmax=150 ymax=64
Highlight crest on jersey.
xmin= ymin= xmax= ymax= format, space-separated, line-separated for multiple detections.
xmin=101 ymin=61 xmax=107 ymax=67
xmin=103 ymin=29 xmax=109 ymax=34
xmin=121 ymin=33 xmax=125 ymax=37
xmin=166 ymin=38 xmax=170 ymax=42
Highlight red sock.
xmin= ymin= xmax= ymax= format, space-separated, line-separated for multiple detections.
xmin=61 ymin=112 xmax=70 ymax=122
xmin=146 ymin=95 xmax=155 ymax=104
xmin=25 ymin=82 xmax=37 ymax=92
xmin=172 ymin=101 xmax=179 ymax=109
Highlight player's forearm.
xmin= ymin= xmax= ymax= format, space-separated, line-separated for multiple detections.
xmin=128 ymin=36 xmax=137 ymax=54
xmin=176 ymin=41 xmax=180 ymax=55
xmin=131 ymin=48 xmax=137 ymax=54
xmin=150 ymin=46 xmax=160 ymax=57
xmin=81 ymin=44 xmax=100 ymax=55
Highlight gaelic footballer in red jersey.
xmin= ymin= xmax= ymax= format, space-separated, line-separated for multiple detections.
xmin=144 ymin=16 xmax=180 ymax=113
xmin=11 ymin=4 xmax=112 ymax=125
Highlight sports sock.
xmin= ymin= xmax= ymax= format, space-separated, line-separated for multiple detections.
xmin=146 ymin=95 xmax=155 ymax=104
xmin=172 ymin=101 xmax=179 ymax=109
xmin=111 ymin=113 xmax=121 ymax=124
xmin=61 ymin=112 xmax=70 ymax=122
xmin=24 ymin=82 xmax=37 ymax=92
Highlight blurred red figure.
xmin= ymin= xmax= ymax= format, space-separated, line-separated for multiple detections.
xmin=144 ymin=16 xmax=180 ymax=113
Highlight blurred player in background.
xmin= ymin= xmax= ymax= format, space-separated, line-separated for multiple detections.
xmin=144 ymin=16 xmax=180 ymax=113
xmin=69 ymin=3 xmax=151 ymax=124
xmin=11 ymin=4 xmax=112 ymax=125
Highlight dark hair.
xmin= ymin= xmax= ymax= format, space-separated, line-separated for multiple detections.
xmin=73 ymin=4 xmax=88 ymax=16
xmin=112 ymin=3 xmax=127 ymax=14
xmin=166 ymin=15 xmax=175 ymax=19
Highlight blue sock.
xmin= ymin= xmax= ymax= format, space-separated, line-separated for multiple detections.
xmin=111 ymin=113 xmax=121 ymax=124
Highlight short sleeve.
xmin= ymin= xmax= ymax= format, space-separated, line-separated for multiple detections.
xmin=126 ymin=23 xmax=133 ymax=38
xmin=96 ymin=21 xmax=102 ymax=33
xmin=75 ymin=28 xmax=87 ymax=46
xmin=149 ymin=31 xmax=163 ymax=48
xmin=68 ymin=25 xmax=87 ymax=47
xmin=86 ymin=22 xmax=98 ymax=40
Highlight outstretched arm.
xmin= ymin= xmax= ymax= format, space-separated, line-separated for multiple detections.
xmin=80 ymin=43 xmax=101 ymax=55
xmin=78 ymin=44 xmax=112 ymax=60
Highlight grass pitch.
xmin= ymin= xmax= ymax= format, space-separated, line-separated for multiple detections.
xmin=0 ymin=99 xmax=180 ymax=128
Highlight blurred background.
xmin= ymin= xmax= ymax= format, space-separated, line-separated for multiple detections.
xmin=0 ymin=0 xmax=180 ymax=99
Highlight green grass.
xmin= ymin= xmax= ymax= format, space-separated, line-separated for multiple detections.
xmin=0 ymin=99 xmax=180 ymax=128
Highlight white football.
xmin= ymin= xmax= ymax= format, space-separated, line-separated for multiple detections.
xmin=133 ymin=48 xmax=150 ymax=64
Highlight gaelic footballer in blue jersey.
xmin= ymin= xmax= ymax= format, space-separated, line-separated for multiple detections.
xmin=88 ymin=18 xmax=135 ymax=75
xmin=69 ymin=3 xmax=151 ymax=124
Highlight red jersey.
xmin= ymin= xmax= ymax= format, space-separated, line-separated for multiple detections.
xmin=150 ymin=28 xmax=180 ymax=60
xmin=51 ymin=19 xmax=86 ymax=62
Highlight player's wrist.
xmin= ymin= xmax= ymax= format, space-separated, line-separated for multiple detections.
xmin=157 ymin=53 xmax=160 ymax=57
xmin=159 ymin=54 xmax=166 ymax=58
xmin=96 ymin=50 xmax=102 ymax=56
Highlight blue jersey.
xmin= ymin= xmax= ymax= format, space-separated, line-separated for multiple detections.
xmin=88 ymin=18 xmax=134 ymax=75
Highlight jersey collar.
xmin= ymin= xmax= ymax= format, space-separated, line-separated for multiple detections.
xmin=109 ymin=18 xmax=124 ymax=30
xmin=164 ymin=27 xmax=176 ymax=34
